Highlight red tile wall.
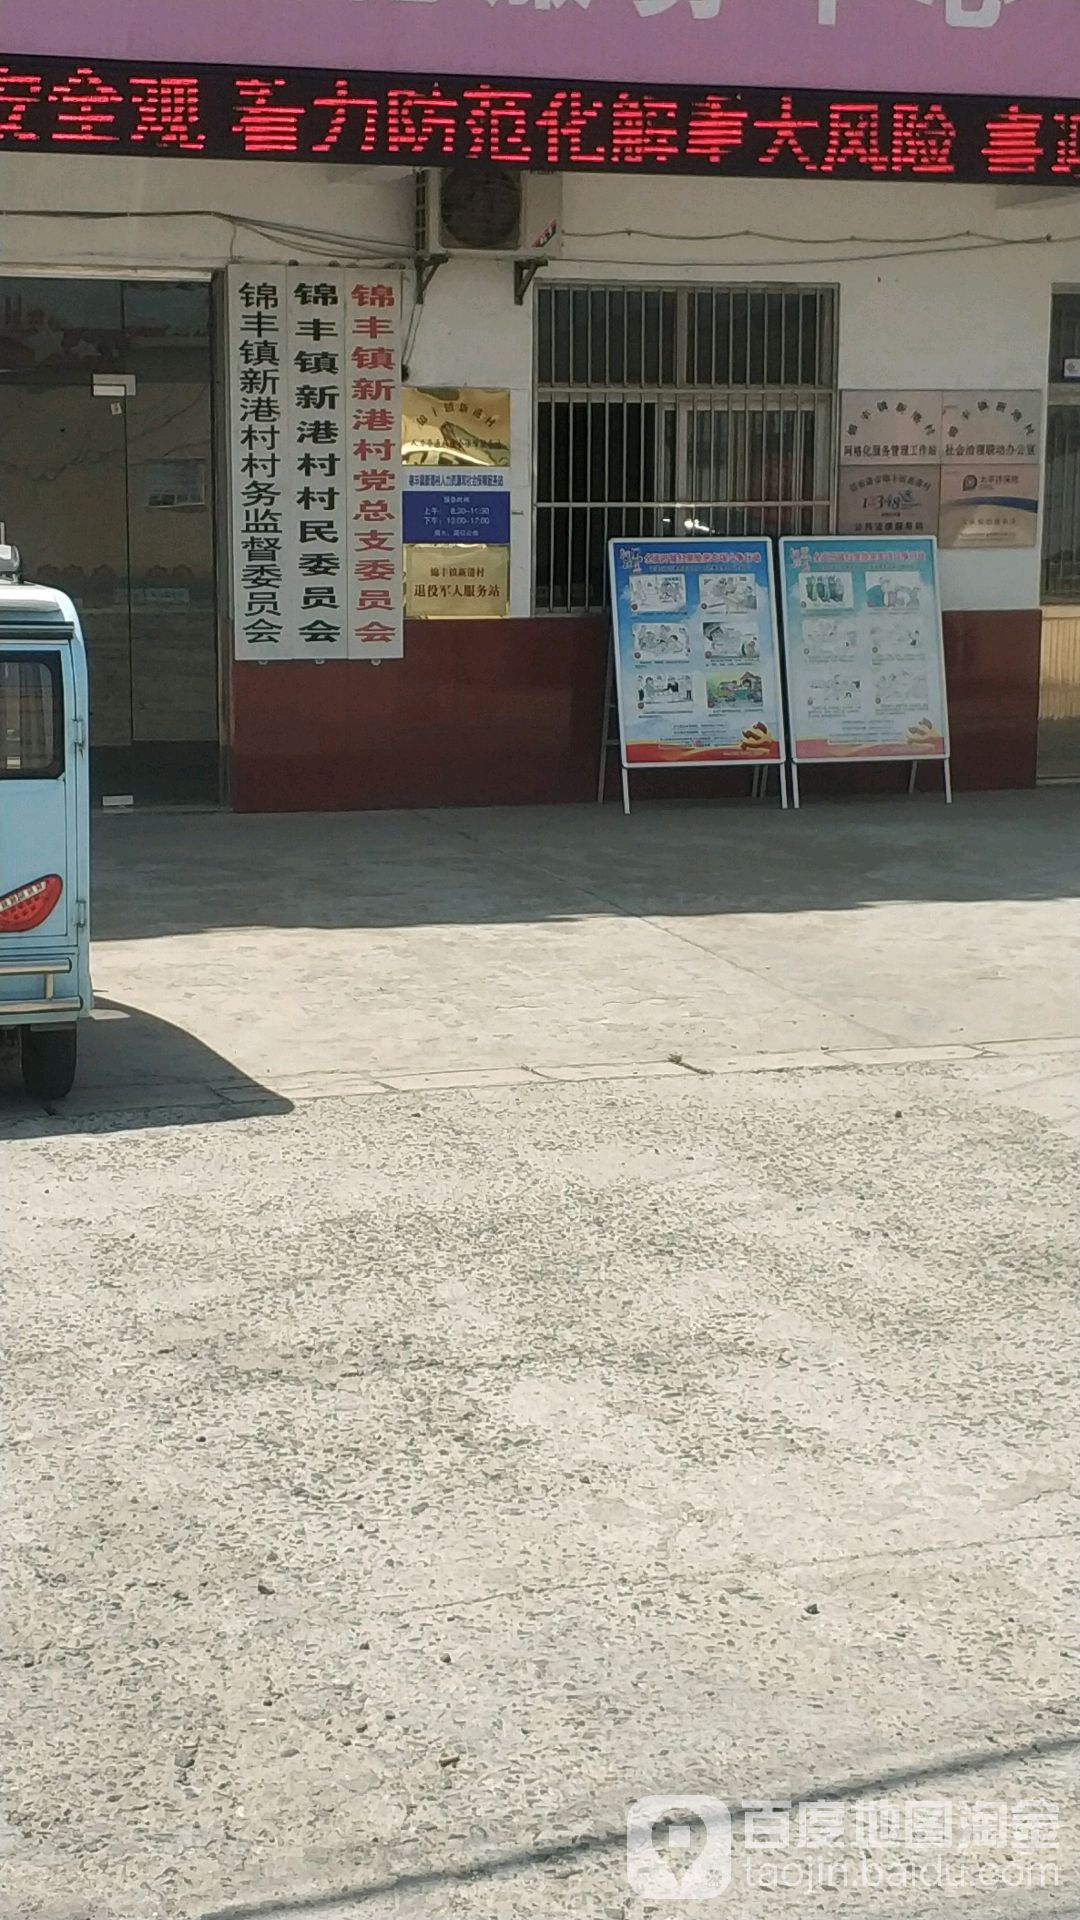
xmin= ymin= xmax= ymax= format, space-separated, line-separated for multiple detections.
xmin=231 ymin=610 xmax=1040 ymax=810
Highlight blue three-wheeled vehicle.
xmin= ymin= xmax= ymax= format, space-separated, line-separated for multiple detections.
xmin=0 ymin=541 xmax=92 ymax=1099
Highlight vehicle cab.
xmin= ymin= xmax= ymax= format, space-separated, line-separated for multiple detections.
xmin=0 ymin=544 xmax=91 ymax=1098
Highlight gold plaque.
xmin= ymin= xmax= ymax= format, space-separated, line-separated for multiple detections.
xmin=405 ymin=544 xmax=509 ymax=618
xmin=401 ymin=388 xmax=511 ymax=468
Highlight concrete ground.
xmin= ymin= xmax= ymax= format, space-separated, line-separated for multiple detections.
xmin=3 ymin=791 xmax=1079 ymax=1919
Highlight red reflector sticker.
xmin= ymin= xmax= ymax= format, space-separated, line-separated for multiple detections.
xmin=0 ymin=873 xmax=63 ymax=931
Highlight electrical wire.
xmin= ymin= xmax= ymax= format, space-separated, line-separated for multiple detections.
xmin=216 ymin=212 xmax=413 ymax=254
xmin=554 ymin=231 xmax=1080 ymax=269
xmin=562 ymin=224 xmax=1074 ymax=244
xmin=231 ymin=219 xmax=403 ymax=261
xmin=0 ymin=206 xmax=414 ymax=259
xmin=2 ymin=207 xmax=1077 ymax=271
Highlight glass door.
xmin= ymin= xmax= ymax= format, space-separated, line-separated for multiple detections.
xmin=1039 ymin=289 xmax=1080 ymax=781
xmin=123 ymin=282 xmax=218 ymax=802
xmin=0 ymin=277 xmax=129 ymax=796
xmin=0 ymin=276 xmax=219 ymax=804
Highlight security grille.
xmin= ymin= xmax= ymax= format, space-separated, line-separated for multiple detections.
xmin=1043 ymin=290 xmax=1080 ymax=604
xmin=535 ymin=284 xmax=837 ymax=612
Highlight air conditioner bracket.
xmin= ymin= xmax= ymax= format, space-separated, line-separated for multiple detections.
xmin=414 ymin=252 xmax=449 ymax=305
xmin=513 ymin=257 xmax=548 ymax=306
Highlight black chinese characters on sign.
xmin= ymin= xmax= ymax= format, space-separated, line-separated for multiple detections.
xmin=1 ymin=56 xmax=1079 ymax=184
xmin=229 ymin=268 xmax=403 ymax=661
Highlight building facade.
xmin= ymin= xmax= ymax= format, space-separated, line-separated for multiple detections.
xmin=1 ymin=1 xmax=1078 ymax=807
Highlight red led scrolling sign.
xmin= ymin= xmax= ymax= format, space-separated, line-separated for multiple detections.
xmin=0 ymin=57 xmax=1078 ymax=181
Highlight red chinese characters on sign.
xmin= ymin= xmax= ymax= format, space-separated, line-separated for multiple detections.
xmin=129 ymin=74 xmax=205 ymax=151
xmin=311 ymin=78 xmax=379 ymax=154
xmin=535 ymin=89 xmax=607 ymax=165
xmin=347 ymin=279 xmax=403 ymax=660
xmin=0 ymin=69 xmax=42 ymax=142
xmin=891 ymin=103 xmax=956 ymax=175
xmin=756 ymin=95 xmax=819 ymax=170
xmin=610 ymin=92 xmax=680 ymax=165
xmin=1052 ymin=112 xmax=1080 ymax=177
xmin=463 ymin=86 xmax=532 ymax=163
xmin=126 ymin=74 xmax=204 ymax=149
xmin=386 ymin=85 xmax=459 ymax=157
xmin=756 ymin=95 xmax=955 ymax=175
xmin=351 ymin=285 xmax=397 ymax=308
xmin=685 ymin=95 xmax=748 ymax=165
xmin=0 ymin=63 xmax=1073 ymax=187
xmin=48 ymin=65 xmax=122 ymax=143
xmin=819 ymin=102 xmax=888 ymax=174
xmin=982 ymin=103 xmax=1043 ymax=174
xmin=233 ymin=76 xmax=305 ymax=153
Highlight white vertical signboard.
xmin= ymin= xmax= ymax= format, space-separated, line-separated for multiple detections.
xmin=346 ymin=272 xmax=403 ymax=660
xmin=229 ymin=268 xmax=290 ymax=658
xmin=286 ymin=268 xmax=348 ymax=660
xmin=228 ymin=265 xmax=403 ymax=662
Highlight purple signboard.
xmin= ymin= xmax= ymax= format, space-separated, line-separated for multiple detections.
xmin=3 ymin=0 xmax=1078 ymax=97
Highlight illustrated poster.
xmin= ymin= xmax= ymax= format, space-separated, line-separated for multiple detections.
xmin=779 ymin=535 xmax=949 ymax=762
xmin=608 ymin=539 xmax=785 ymax=766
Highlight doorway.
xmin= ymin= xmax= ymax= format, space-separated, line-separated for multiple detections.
xmin=0 ymin=276 xmax=220 ymax=805
xmin=1039 ymin=287 xmax=1080 ymax=782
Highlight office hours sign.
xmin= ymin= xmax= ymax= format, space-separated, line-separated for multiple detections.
xmin=778 ymin=535 xmax=949 ymax=761
xmin=228 ymin=266 xmax=403 ymax=662
xmin=608 ymin=538 xmax=786 ymax=767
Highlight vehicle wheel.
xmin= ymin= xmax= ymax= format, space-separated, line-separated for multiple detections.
xmin=21 ymin=1025 xmax=77 ymax=1100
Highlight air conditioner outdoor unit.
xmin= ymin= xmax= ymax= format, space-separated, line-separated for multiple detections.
xmin=415 ymin=168 xmax=562 ymax=258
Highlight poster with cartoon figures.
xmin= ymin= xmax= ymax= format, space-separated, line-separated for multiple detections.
xmin=779 ymin=536 xmax=950 ymax=765
xmin=608 ymin=539 xmax=787 ymax=782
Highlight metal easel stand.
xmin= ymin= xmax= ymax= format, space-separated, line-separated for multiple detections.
xmin=597 ymin=642 xmax=614 ymax=804
xmin=619 ymin=759 xmax=788 ymax=816
xmin=597 ymin=635 xmax=642 ymax=814
xmin=752 ymin=763 xmax=791 ymax=808
xmin=907 ymin=758 xmax=952 ymax=802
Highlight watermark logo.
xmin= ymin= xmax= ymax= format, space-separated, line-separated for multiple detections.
xmin=626 ymin=1794 xmax=1058 ymax=1899
xmin=626 ymin=1796 xmax=732 ymax=1899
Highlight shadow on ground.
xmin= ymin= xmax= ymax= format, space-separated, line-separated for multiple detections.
xmin=0 ymin=997 xmax=291 ymax=1135
xmin=91 ymin=792 xmax=1080 ymax=944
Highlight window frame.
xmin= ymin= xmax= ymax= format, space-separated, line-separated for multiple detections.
xmin=1043 ymin=288 xmax=1080 ymax=607
xmin=0 ymin=647 xmax=65 ymax=780
xmin=533 ymin=280 xmax=839 ymax=615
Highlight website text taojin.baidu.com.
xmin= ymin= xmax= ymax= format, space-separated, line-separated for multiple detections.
xmin=625 ymin=1792 xmax=1061 ymax=1900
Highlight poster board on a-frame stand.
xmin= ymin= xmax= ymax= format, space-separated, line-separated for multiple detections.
xmin=606 ymin=537 xmax=789 ymax=812
xmin=777 ymin=534 xmax=952 ymax=805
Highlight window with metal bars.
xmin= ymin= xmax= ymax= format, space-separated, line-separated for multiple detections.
xmin=534 ymin=284 xmax=837 ymax=613
xmin=1043 ymin=291 xmax=1080 ymax=604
